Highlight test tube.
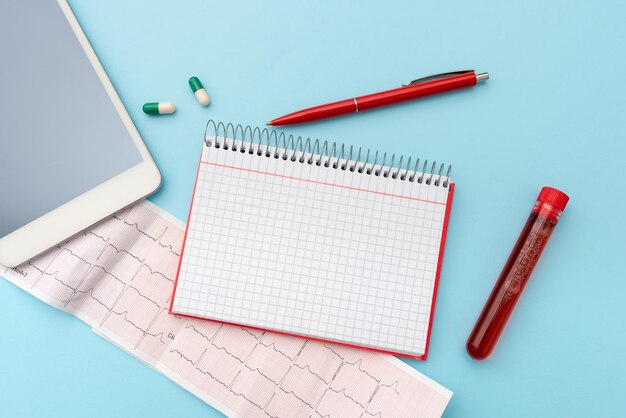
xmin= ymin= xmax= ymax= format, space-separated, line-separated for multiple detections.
xmin=466 ymin=186 xmax=569 ymax=360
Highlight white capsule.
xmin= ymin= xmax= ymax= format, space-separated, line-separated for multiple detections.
xmin=157 ymin=102 xmax=176 ymax=114
xmin=194 ymin=89 xmax=210 ymax=106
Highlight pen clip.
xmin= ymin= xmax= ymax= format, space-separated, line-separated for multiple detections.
xmin=402 ymin=70 xmax=474 ymax=87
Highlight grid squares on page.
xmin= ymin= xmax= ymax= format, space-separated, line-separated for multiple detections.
xmin=173 ymin=143 xmax=449 ymax=356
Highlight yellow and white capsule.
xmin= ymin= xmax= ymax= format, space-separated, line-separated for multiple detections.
xmin=189 ymin=76 xmax=210 ymax=106
xmin=143 ymin=102 xmax=176 ymax=115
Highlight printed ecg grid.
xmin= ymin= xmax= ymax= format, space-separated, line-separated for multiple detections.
xmin=1 ymin=200 xmax=452 ymax=417
xmin=173 ymin=140 xmax=450 ymax=356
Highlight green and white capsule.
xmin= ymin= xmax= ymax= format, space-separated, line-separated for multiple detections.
xmin=189 ymin=76 xmax=210 ymax=106
xmin=142 ymin=102 xmax=176 ymax=115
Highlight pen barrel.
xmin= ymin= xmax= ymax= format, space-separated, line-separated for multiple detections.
xmin=356 ymin=71 xmax=477 ymax=111
xmin=466 ymin=188 xmax=568 ymax=360
xmin=270 ymin=100 xmax=355 ymax=125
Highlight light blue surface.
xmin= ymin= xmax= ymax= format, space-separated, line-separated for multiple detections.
xmin=1 ymin=0 xmax=625 ymax=417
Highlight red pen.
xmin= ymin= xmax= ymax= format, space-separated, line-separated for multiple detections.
xmin=267 ymin=70 xmax=489 ymax=126
xmin=467 ymin=187 xmax=569 ymax=360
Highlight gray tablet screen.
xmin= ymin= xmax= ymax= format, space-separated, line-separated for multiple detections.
xmin=0 ymin=0 xmax=143 ymax=238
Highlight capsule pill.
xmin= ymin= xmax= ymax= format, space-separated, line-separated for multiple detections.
xmin=189 ymin=76 xmax=210 ymax=106
xmin=143 ymin=102 xmax=176 ymax=115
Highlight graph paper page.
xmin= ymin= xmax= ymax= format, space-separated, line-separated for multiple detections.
xmin=173 ymin=139 xmax=451 ymax=356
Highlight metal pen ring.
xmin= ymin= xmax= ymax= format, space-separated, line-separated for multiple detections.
xmin=434 ymin=163 xmax=444 ymax=186
xmin=326 ymin=143 xmax=337 ymax=167
xmin=286 ymin=135 xmax=295 ymax=160
xmin=258 ymin=128 xmax=269 ymax=156
xmin=242 ymin=125 xmax=253 ymax=153
xmin=375 ymin=152 xmax=386 ymax=176
xmin=301 ymin=138 xmax=311 ymax=163
xmin=276 ymin=132 xmax=286 ymax=159
xmin=367 ymin=150 xmax=378 ymax=175
xmin=358 ymin=149 xmax=369 ymax=173
xmin=292 ymin=137 xmax=302 ymax=161
xmin=384 ymin=153 xmax=395 ymax=178
xmin=267 ymin=130 xmax=278 ymax=158
xmin=224 ymin=122 xmax=236 ymax=150
xmin=442 ymin=165 xmax=452 ymax=188
xmin=393 ymin=155 xmax=403 ymax=179
xmin=318 ymin=141 xmax=328 ymax=166
xmin=425 ymin=161 xmax=436 ymax=185
xmin=333 ymin=144 xmax=344 ymax=169
xmin=251 ymin=127 xmax=261 ymax=154
xmin=233 ymin=124 xmax=245 ymax=152
xmin=310 ymin=139 xmax=320 ymax=164
xmin=351 ymin=147 xmax=361 ymax=172
xmin=401 ymin=157 xmax=411 ymax=180
xmin=264 ymin=130 xmax=274 ymax=157
xmin=418 ymin=160 xmax=428 ymax=183
xmin=409 ymin=158 xmax=420 ymax=183
xmin=342 ymin=146 xmax=353 ymax=170
xmin=215 ymin=121 xmax=227 ymax=148
xmin=278 ymin=133 xmax=287 ymax=159
xmin=204 ymin=120 xmax=217 ymax=146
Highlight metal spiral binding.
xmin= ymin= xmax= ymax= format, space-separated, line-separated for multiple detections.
xmin=203 ymin=120 xmax=452 ymax=188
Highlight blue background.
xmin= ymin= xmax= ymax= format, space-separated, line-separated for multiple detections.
xmin=1 ymin=0 xmax=625 ymax=417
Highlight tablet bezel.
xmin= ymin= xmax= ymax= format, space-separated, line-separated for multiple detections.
xmin=0 ymin=0 xmax=161 ymax=267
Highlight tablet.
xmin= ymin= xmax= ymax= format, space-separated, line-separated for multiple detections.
xmin=0 ymin=0 xmax=161 ymax=267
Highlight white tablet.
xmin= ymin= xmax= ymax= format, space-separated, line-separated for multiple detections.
xmin=0 ymin=0 xmax=161 ymax=267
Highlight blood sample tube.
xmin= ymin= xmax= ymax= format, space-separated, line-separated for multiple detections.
xmin=466 ymin=186 xmax=569 ymax=360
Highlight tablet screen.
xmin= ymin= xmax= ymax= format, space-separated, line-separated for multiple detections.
xmin=0 ymin=0 xmax=143 ymax=238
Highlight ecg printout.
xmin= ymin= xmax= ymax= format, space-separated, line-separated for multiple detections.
xmin=1 ymin=201 xmax=451 ymax=417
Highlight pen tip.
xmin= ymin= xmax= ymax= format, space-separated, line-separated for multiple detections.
xmin=266 ymin=121 xmax=273 ymax=126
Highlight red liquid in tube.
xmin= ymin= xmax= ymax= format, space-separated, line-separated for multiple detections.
xmin=466 ymin=187 xmax=569 ymax=360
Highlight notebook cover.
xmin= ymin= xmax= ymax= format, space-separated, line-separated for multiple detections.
xmin=170 ymin=153 xmax=455 ymax=360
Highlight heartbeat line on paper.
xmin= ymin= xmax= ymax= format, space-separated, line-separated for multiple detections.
xmin=1 ymin=201 xmax=450 ymax=418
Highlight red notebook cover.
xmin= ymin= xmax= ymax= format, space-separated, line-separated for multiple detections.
xmin=170 ymin=140 xmax=454 ymax=360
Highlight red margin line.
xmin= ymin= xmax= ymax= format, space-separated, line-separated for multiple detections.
xmin=201 ymin=161 xmax=446 ymax=206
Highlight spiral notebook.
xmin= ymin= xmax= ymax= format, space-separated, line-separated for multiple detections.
xmin=170 ymin=121 xmax=454 ymax=359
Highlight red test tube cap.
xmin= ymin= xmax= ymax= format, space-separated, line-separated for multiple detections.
xmin=537 ymin=186 xmax=569 ymax=211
